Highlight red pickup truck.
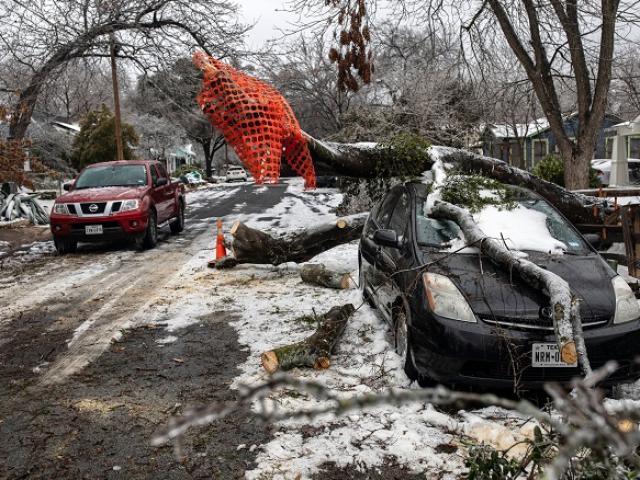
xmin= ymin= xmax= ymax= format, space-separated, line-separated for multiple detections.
xmin=50 ymin=160 xmax=185 ymax=254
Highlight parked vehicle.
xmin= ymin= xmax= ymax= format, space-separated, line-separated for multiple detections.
xmin=50 ymin=160 xmax=185 ymax=254
xmin=225 ymin=166 xmax=248 ymax=182
xmin=591 ymin=158 xmax=640 ymax=185
xmin=359 ymin=182 xmax=640 ymax=389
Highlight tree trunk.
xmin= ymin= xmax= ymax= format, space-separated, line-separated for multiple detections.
xmin=227 ymin=214 xmax=367 ymax=266
xmin=300 ymin=263 xmax=352 ymax=289
xmin=430 ymin=200 xmax=591 ymax=375
xmin=261 ymin=304 xmax=355 ymax=373
xmin=304 ymin=138 xmax=603 ymax=226
xmin=202 ymin=139 xmax=213 ymax=177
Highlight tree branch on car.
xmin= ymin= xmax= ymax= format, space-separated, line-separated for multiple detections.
xmin=430 ymin=200 xmax=591 ymax=375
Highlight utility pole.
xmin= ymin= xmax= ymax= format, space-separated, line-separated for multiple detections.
xmin=110 ymin=33 xmax=124 ymax=160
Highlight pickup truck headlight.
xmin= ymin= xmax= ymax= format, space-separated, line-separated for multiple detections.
xmin=53 ymin=203 xmax=71 ymax=215
xmin=422 ymin=272 xmax=476 ymax=322
xmin=612 ymin=276 xmax=640 ymax=324
xmin=120 ymin=199 xmax=140 ymax=212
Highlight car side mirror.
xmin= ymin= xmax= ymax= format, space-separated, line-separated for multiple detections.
xmin=156 ymin=177 xmax=168 ymax=187
xmin=63 ymin=182 xmax=73 ymax=191
xmin=373 ymin=229 xmax=401 ymax=248
xmin=583 ymin=233 xmax=601 ymax=250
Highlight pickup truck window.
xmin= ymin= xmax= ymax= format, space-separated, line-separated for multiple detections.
xmin=75 ymin=165 xmax=148 ymax=189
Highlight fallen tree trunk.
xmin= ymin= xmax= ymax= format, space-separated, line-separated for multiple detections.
xmin=305 ymin=135 xmax=603 ymax=226
xmin=261 ymin=304 xmax=355 ymax=373
xmin=430 ymin=200 xmax=591 ymax=375
xmin=227 ymin=213 xmax=367 ymax=266
xmin=300 ymin=263 xmax=352 ymax=289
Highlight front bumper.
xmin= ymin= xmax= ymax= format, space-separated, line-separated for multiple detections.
xmin=50 ymin=211 xmax=148 ymax=242
xmin=410 ymin=312 xmax=640 ymax=389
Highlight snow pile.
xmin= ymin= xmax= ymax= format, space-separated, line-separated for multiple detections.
xmin=446 ymin=205 xmax=567 ymax=254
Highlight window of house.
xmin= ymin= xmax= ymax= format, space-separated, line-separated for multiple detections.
xmin=532 ymin=139 xmax=549 ymax=165
xmin=628 ymin=136 xmax=640 ymax=159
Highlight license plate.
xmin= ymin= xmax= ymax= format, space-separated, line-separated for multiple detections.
xmin=85 ymin=225 xmax=103 ymax=235
xmin=531 ymin=343 xmax=577 ymax=368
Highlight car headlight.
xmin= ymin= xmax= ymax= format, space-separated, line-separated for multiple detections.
xmin=53 ymin=203 xmax=70 ymax=215
xmin=120 ymin=199 xmax=140 ymax=212
xmin=422 ymin=272 xmax=476 ymax=322
xmin=612 ymin=276 xmax=640 ymax=324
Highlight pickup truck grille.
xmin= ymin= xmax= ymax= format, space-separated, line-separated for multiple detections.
xmin=80 ymin=202 xmax=107 ymax=214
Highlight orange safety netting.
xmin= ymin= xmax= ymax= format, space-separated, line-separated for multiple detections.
xmin=193 ymin=52 xmax=316 ymax=188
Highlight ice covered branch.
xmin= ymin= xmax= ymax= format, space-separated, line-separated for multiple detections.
xmin=430 ymin=200 xmax=592 ymax=375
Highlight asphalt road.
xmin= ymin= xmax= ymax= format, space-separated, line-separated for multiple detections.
xmin=0 ymin=183 xmax=289 ymax=479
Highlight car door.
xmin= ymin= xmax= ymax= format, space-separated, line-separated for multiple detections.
xmin=155 ymin=163 xmax=175 ymax=221
xmin=364 ymin=189 xmax=401 ymax=315
xmin=149 ymin=164 xmax=167 ymax=222
xmin=376 ymin=188 xmax=411 ymax=321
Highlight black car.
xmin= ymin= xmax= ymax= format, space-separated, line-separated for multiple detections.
xmin=359 ymin=182 xmax=640 ymax=390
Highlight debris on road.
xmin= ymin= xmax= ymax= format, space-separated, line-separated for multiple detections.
xmin=261 ymin=303 xmax=355 ymax=373
xmin=0 ymin=192 xmax=49 ymax=225
xmin=300 ymin=263 xmax=352 ymax=289
xmin=224 ymin=214 xmax=366 ymax=267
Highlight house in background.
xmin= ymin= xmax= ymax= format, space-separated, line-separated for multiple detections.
xmin=166 ymin=144 xmax=198 ymax=173
xmin=479 ymin=112 xmax=622 ymax=169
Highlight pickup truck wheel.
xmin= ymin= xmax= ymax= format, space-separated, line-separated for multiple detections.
xmin=137 ymin=210 xmax=158 ymax=250
xmin=169 ymin=201 xmax=185 ymax=234
xmin=54 ymin=237 xmax=77 ymax=255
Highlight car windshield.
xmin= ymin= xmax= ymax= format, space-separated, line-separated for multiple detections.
xmin=415 ymin=191 xmax=590 ymax=254
xmin=75 ymin=165 xmax=147 ymax=189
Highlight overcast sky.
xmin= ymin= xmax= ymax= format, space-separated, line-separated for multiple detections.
xmin=235 ymin=0 xmax=298 ymax=47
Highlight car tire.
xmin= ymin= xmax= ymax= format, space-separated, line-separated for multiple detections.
xmin=169 ymin=201 xmax=185 ymax=234
xmin=394 ymin=310 xmax=419 ymax=381
xmin=54 ymin=237 xmax=77 ymax=255
xmin=137 ymin=209 xmax=158 ymax=250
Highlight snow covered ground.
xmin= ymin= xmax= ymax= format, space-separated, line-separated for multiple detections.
xmin=138 ymin=178 xmax=604 ymax=479
xmin=5 ymin=177 xmax=640 ymax=478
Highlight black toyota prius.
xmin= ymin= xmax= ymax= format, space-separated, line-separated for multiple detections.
xmin=359 ymin=181 xmax=640 ymax=390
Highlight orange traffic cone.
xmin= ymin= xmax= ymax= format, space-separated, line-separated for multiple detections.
xmin=208 ymin=218 xmax=227 ymax=268
xmin=215 ymin=218 xmax=227 ymax=259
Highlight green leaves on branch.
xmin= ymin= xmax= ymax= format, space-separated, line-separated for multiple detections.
xmin=377 ymin=132 xmax=432 ymax=178
xmin=440 ymin=174 xmax=517 ymax=213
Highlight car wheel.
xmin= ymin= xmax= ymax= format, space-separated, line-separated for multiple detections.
xmin=54 ymin=237 xmax=77 ymax=255
xmin=169 ymin=201 xmax=185 ymax=234
xmin=394 ymin=310 xmax=418 ymax=381
xmin=137 ymin=210 xmax=158 ymax=250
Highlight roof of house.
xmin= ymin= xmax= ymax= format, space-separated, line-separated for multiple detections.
xmin=486 ymin=111 xmax=622 ymax=140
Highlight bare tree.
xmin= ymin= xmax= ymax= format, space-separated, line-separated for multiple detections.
xmin=288 ymin=0 xmax=639 ymax=189
xmin=0 ymin=0 xmax=247 ymax=141
xmin=36 ymin=58 xmax=114 ymax=121
xmin=131 ymin=58 xmax=225 ymax=177
xmin=261 ymin=37 xmax=354 ymax=138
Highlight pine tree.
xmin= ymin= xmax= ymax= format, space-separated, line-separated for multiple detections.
xmin=71 ymin=105 xmax=138 ymax=169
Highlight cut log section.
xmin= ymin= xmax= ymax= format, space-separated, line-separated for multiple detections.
xmin=430 ymin=200 xmax=591 ymax=375
xmin=227 ymin=213 xmax=367 ymax=266
xmin=300 ymin=263 xmax=352 ymax=289
xmin=261 ymin=304 xmax=355 ymax=373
